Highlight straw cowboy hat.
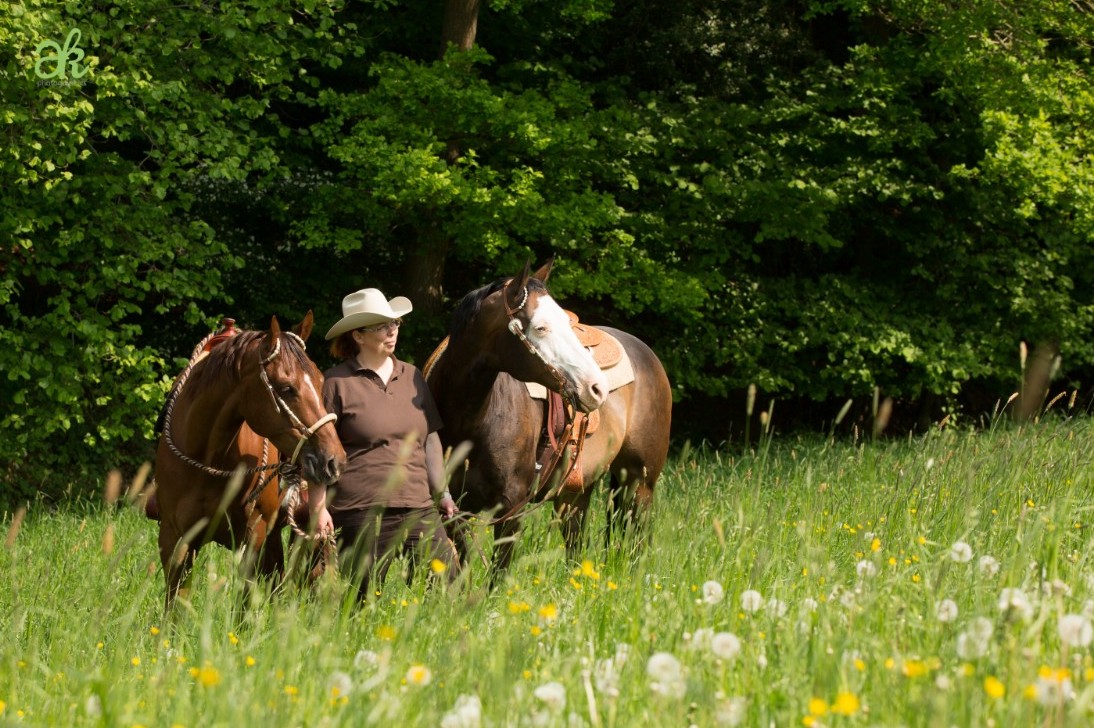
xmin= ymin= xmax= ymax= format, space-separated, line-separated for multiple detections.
xmin=324 ymin=288 xmax=413 ymax=340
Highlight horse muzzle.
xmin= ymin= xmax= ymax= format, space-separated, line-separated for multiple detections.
xmin=299 ymin=448 xmax=344 ymax=487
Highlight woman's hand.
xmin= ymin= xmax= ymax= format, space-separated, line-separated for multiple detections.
xmin=438 ymin=491 xmax=457 ymax=519
xmin=316 ymin=506 xmax=334 ymax=537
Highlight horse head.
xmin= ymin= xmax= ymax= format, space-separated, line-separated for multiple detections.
xmin=479 ymin=260 xmax=609 ymax=413
xmin=240 ymin=312 xmax=346 ymax=486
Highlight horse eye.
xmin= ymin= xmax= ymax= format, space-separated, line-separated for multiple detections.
xmin=279 ymin=385 xmax=297 ymax=397
xmin=534 ymin=325 xmax=549 ymax=335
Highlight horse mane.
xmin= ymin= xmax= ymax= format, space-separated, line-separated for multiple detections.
xmin=449 ymin=277 xmax=548 ymax=340
xmin=189 ymin=329 xmax=311 ymax=388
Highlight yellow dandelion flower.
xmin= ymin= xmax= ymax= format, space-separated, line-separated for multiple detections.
xmin=853 ymin=658 xmax=866 ymax=672
xmin=522 ymin=670 xmax=532 ymax=680
xmin=912 ymin=572 xmax=921 ymax=583
xmin=884 ymin=658 xmax=896 ymax=670
xmin=961 ymin=663 xmax=975 ymax=677
xmin=131 ymin=657 xmax=141 ymax=667
xmin=902 ymin=660 xmax=927 ymax=678
xmin=508 ymin=600 xmax=531 ymax=614
xmin=916 ymin=535 xmax=926 ymax=545
xmin=888 ymin=557 xmax=897 ymax=567
xmin=580 ymin=560 xmax=600 ymax=579
xmin=807 ymin=697 xmax=829 ymax=716
xmin=530 ymin=626 xmax=542 ymax=636
xmin=284 ymin=686 xmax=299 ymax=697
xmin=245 ymin=656 xmax=256 ymax=667
xmin=1084 ymin=667 xmax=1094 ymax=682
xmin=0 ymin=700 xmax=5 ymax=715
xmin=984 ymin=676 xmax=1005 ymax=699
xmin=228 ymin=632 xmax=238 ymax=646
xmin=149 ymin=626 xmax=160 ymax=636
xmin=607 ymin=581 xmax=618 ymax=590
xmin=538 ymin=603 xmax=559 ymax=622
xmin=96 ymin=642 xmax=104 ymax=650
xmin=802 ymin=716 xmax=817 ymax=727
xmin=831 ymin=692 xmax=860 ymax=716
xmin=1023 ymin=684 xmax=1038 ymax=700
xmin=430 ymin=559 xmax=447 ymax=574
xmin=569 ymin=578 xmax=583 ymax=590
xmin=377 ymin=625 xmax=396 ymax=641
xmin=196 ymin=666 xmax=221 ymax=687
xmin=189 ymin=667 xmax=200 ymax=678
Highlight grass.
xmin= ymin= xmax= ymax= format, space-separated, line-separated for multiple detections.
xmin=3 ymin=417 xmax=1094 ymax=726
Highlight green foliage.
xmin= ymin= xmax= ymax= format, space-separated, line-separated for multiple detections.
xmin=4 ymin=0 xmax=1094 ymax=499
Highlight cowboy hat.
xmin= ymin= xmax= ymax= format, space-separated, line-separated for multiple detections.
xmin=324 ymin=288 xmax=413 ymax=340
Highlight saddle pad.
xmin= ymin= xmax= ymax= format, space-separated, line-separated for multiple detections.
xmin=526 ymin=330 xmax=635 ymax=400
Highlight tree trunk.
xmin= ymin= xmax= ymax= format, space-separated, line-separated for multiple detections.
xmin=403 ymin=0 xmax=482 ymax=315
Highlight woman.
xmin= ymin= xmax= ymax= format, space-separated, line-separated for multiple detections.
xmin=313 ymin=288 xmax=459 ymax=598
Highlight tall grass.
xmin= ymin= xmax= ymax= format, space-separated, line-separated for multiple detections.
xmin=3 ymin=418 xmax=1094 ymax=726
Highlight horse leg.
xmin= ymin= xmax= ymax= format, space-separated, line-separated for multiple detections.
xmin=490 ymin=519 xmax=521 ymax=588
xmin=554 ymin=490 xmax=593 ymax=562
xmin=159 ymin=523 xmax=197 ymax=613
xmin=607 ymin=465 xmax=655 ymax=554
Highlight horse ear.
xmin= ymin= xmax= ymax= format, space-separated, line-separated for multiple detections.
xmin=531 ymin=257 xmax=554 ymax=284
xmin=507 ymin=259 xmax=534 ymax=309
xmin=269 ymin=315 xmax=282 ymax=339
xmin=293 ymin=310 xmax=315 ymax=342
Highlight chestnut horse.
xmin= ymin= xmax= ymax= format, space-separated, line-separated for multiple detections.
xmin=426 ymin=261 xmax=672 ymax=577
xmin=153 ymin=313 xmax=345 ymax=608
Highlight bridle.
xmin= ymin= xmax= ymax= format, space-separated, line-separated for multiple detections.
xmin=162 ymin=330 xmax=337 ymax=480
xmin=502 ymin=279 xmax=576 ymax=410
xmin=257 ymin=332 xmax=338 ymax=466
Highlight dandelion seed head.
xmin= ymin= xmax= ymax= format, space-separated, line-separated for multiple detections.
xmin=935 ymin=599 xmax=959 ymax=623
xmin=702 ymin=580 xmax=725 ymax=605
xmin=949 ymin=541 xmax=973 ymax=563
xmin=740 ymin=590 xmax=763 ymax=613
xmin=1058 ymin=614 xmax=1093 ymax=648
xmin=533 ymin=681 xmax=566 ymax=713
xmin=978 ymin=555 xmax=1000 ymax=578
xmin=710 ymin=632 xmax=742 ymax=661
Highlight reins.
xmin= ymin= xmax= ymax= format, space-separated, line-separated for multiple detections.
xmin=161 ymin=328 xmax=338 ymax=542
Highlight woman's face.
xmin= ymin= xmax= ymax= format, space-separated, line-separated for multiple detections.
xmin=353 ymin=319 xmax=401 ymax=358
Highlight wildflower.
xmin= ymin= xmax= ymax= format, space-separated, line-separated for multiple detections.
xmin=998 ymin=588 xmax=1034 ymax=621
xmin=594 ymin=658 xmax=621 ymax=697
xmin=406 ymin=664 xmax=432 ymax=687
xmin=978 ymin=555 xmax=1000 ymax=578
xmin=740 ymin=590 xmax=763 ymax=613
xmin=430 ymin=559 xmax=447 ymax=574
xmin=575 ymin=560 xmax=600 ymax=580
xmin=84 ymin=695 xmax=102 ymax=718
xmin=441 ymin=694 xmax=483 ymax=728
xmin=956 ymin=616 xmax=994 ymax=659
xmin=807 ymin=697 xmax=829 ymax=717
xmin=702 ymin=580 xmax=725 ymax=605
xmin=1058 ymin=614 xmax=1094 ymax=648
xmin=983 ymin=676 xmax=1005 ymax=699
xmin=767 ymin=598 xmax=788 ymax=617
xmin=935 ymin=599 xmax=959 ymax=623
xmin=870 ymin=537 xmax=881 ymax=552
xmin=902 ymin=659 xmax=928 ymax=678
xmin=149 ymin=626 xmax=160 ymax=636
xmin=245 ymin=656 xmax=255 ymax=667
xmin=830 ymin=692 xmax=860 ymax=716
xmin=1031 ymin=667 xmax=1075 ymax=706
xmin=801 ymin=597 xmax=818 ymax=613
xmin=647 ymin=652 xmax=686 ymax=699
xmin=714 ymin=695 xmax=747 ymax=726
xmin=686 ymin=627 xmax=714 ymax=651
xmin=538 ymin=603 xmax=559 ymax=623
xmin=327 ymin=671 xmax=352 ymax=700
xmin=533 ymin=681 xmax=566 ymax=713
xmin=376 ymin=625 xmax=396 ymax=641
xmin=194 ymin=665 xmax=221 ymax=687
xmin=710 ymin=632 xmax=742 ymax=661
xmin=354 ymin=650 xmax=379 ymax=670
xmin=856 ymin=560 xmax=877 ymax=579
xmin=949 ymin=541 xmax=973 ymax=563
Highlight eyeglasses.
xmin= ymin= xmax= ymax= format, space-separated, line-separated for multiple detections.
xmin=358 ymin=319 xmax=402 ymax=334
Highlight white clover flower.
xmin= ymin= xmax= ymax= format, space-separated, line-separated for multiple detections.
xmin=956 ymin=617 xmax=994 ymax=660
xmin=766 ymin=598 xmax=788 ymax=618
xmin=686 ymin=627 xmax=715 ymax=651
xmin=354 ymin=649 xmax=380 ymax=670
xmin=978 ymin=555 xmax=1000 ymax=578
xmin=998 ymin=587 xmax=1034 ymax=621
xmin=594 ymin=658 xmax=620 ymax=698
xmin=710 ymin=632 xmax=742 ymax=661
xmin=647 ymin=652 xmax=686 ymax=699
xmin=534 ymin=681 xmax=566 ymax=713
xmin=935 ymin=599 xmax=959 ymax=624
xmin=1033 ymin=674 xmax=1075 ymax=706
xmin=702 ymin=580 xmax=725 ymax=605
xmin=441 ymin=694 xmax=483 ymax=728
xmin=856 ymin=560 xmax=877 ymax=579
xmin=1058 ymin=614 xmax=1094 ymax=648
xmin=327 ymin=670 xmax=353 ymax=699
xmin=714 ymin=696 xmax=747 ymax=726
xmin=740 ymin=590 xmax=764 ymax=613
xmin=949 ymin=541 xmax=973 ymax=563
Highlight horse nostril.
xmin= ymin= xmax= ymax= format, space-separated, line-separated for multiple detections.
xmin=590 ymin=382 xmax=606 ymax=402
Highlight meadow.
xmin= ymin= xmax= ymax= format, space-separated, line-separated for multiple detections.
xmin=3 ymin=417 xmax=1094 ymax=727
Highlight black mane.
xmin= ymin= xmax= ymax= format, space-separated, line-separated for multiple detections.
xmin=448 ymin=277 xmax=548 ymax=340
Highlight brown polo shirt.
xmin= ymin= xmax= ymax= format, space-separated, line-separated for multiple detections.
xmin=323 ymin=356 xmax=443 ymax=512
